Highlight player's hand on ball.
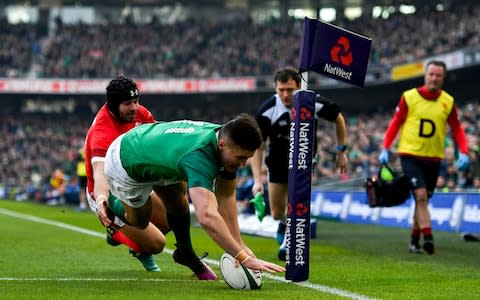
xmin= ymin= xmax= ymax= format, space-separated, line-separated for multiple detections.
xmin=243 ymin=257 xmax=285 ymax=273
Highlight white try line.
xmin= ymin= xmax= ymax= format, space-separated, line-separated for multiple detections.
xmin=0 ymin=277 xmax=193 ymax=282
xmin=0 ymin=208 xmax=375 ymax=300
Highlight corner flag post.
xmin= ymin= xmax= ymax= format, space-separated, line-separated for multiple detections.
xmin=285 ymin=17 xmax=372 ymax=282
xmin=285 ymin=73 xmax=315 ymax=282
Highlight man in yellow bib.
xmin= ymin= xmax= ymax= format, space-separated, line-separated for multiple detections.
xmin=379 ymin=60 xmax=469 ymax=255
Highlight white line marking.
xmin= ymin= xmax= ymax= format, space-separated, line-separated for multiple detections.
xmin=0 ymin=208 xmax=375 ymax=300
xmin=0 ymin=277 xmax=191 ymax=282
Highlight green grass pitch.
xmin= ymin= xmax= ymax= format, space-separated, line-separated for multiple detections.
xmin=0 ymin=200 xmax=479 ymax=300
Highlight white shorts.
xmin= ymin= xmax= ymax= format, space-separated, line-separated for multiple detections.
xmin=104 ymin=134 xmax=179 ymax=208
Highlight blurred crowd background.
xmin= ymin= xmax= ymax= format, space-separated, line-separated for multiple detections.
xmin=1 ymin=0 xmax=479 ymax=210
xmin=1 ymin=1 xmax=480 ymax=79
xmin=1 ymin=100 xmax=479 ymax=209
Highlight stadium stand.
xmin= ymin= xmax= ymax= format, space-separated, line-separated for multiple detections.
xmin=0 ymin=101 xmax=479 ymax=206
xmin=0 ymin=2 xmax=479 ymax=79
xmin=0 ymin=1 xmax=480 ymax=208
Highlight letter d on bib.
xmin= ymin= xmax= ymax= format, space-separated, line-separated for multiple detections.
xmin=419 ymin=119 xmax=435 ymax=138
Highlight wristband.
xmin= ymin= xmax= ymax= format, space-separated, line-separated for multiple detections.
xmin=336 ymin=144 xmax=348 ymax=152
xmin=234 ymin=249 xmax=251 ymax=264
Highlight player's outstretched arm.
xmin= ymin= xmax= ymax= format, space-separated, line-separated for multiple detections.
xmin=189 ymin=186 xmax=247 ymax=253
xmin=190 ymin=186 xmax=285 ymax=273
xmin=92 ymin=160 xmax=112 ymax=227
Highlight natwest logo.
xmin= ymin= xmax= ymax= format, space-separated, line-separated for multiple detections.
xmin=288 ymin=202 xmax=309 ymax=217
xmin=296 ymin=203 xmax=309 ymax=217
xmin=330 ymin=36 xmax=353 ymax=66
xmin=291 ymin=106 xmax=312 ymax=122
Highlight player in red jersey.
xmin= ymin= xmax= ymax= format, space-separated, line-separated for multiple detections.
xmin=84 ymin=75 xmax=217 ymax=279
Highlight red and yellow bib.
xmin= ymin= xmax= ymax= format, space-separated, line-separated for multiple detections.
xmin=398 ymin=88 xmax=453 ymax=158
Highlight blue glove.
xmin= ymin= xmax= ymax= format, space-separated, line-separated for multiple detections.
xmin=455 ymin=153 xmax=469 ymax=171
xmin=378 ymin=149 xmax=389 ymax=164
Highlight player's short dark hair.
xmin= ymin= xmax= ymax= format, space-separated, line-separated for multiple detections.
xmin=274 ymin=66 xmax=301 ymax=86
xmin=221 ymin=113 xmax=262 ymax=151
xmin=105 ymin=75 xmax=139 ymax=119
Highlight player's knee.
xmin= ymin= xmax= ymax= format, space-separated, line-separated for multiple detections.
xmin=143 ymin=237 xmax=166 ymax=254
xmin=414 ymin=188 xmax=428 ymax=200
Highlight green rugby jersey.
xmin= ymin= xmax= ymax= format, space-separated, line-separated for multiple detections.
xmin=119 ymin=120 xmax=222 ymax=191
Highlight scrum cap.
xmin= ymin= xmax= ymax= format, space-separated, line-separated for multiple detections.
xmin=105 ymin=75 xmax=139 ymax=119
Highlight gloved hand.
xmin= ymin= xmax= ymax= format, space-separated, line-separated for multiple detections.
xmin=455 ymin=153 xmax=469 ymax=171
xmin=378 ymin=149 xmax=389 ymax=164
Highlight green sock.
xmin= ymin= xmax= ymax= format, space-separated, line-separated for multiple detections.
xmin=108 ymin=196 xmax=126 ymax=223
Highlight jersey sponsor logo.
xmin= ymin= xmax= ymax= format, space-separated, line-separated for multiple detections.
xmin=165 ymin=127 xmax=195 ymax=134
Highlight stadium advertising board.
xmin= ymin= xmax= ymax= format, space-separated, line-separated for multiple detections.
xmin=0 ymin=78 xmax=256 ymax=94
xmin=236 ymin=191 xmax=479 ymax=240
xmin=391 ymin=62 xmax=425 ymax=81
xmin=308 ymin=191 xmax=480 ymax=233
xmin=428 ymin=193 xmax=464 ymax=231
xmin=460 ymin=194 xmax=480 ymax=233
xmin=390 ymin=51 xmax=466 ymax=81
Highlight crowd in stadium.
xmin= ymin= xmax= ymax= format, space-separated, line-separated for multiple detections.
xmin=0 ymin=114 xmax=88 ymax=204
xmin=1 ymin=1 xmax=480 ymax=208
xmin=1 ymin=1 xmax=480 ymax=79
xmin=1 ymin=100 xmax=479 ymax=208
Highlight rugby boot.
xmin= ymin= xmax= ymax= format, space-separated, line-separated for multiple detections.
xmin=173 ymin=248 xmax=217 ymax=280
xmin=422 ymin=241 xmax=435 ymax=255
xmin=408 ymin=243 xmax=423 ymax=254
xmin=276 ymin=222 xmax=286 ymax=245
xmin=129 ymin=249 xmax=161 ymax=272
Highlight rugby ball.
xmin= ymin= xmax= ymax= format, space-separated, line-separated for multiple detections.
xmin=219 ymin=252 xmax=262 ymax=290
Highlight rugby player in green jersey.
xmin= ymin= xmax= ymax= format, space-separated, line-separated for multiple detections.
xmin=103 ymin=114 xmax=285 ymax=274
